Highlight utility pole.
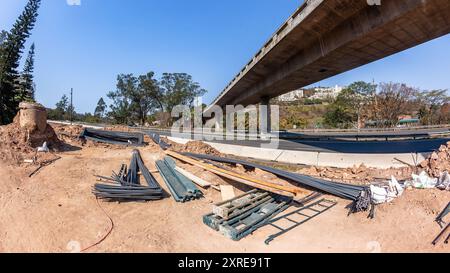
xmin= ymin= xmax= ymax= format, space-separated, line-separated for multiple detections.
xmin=70 ymin=88 xmax=73 ymax=125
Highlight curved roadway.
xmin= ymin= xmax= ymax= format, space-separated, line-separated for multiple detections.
xmin=144 ymin=130 xmax=450 ymax=154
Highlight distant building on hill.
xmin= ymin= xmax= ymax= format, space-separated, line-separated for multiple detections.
xmin=276 ymin=85 xmax=344 ymax=102
xmin=278 ymin=89 xmax=304 ymax=102
xmin=310 ymin=85 xmax=344 ymax=100
xmin=278 ymin=85 xmax=344 ymax=102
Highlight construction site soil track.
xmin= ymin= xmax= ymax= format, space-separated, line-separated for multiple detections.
xmin=0 ymin=123 xmax=449 ymax=252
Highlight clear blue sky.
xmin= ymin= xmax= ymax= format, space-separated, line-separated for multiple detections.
xmin=1 ymin=0 xmax=449 ymax=113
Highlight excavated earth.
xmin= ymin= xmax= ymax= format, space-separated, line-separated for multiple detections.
xmin=0 ymin=123 xmax=449 ymax=253
xmin=420 ymin=141 xmax=450 ymax=178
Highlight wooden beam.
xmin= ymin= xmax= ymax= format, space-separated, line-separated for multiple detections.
xmin=174 ymin=166 xmax=212 ymax=188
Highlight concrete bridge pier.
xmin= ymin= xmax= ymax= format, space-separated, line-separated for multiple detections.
xmin=259 ymin=97 xmax=272 ymax=138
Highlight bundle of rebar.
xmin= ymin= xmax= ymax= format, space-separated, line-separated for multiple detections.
xmin=93 ymin=150 xmax=164 ymax=201
xmin=436 ymin=202 xmax=450 ymax=228
xmin=156 ymin=156 xmax=202 ymax=202
xmin=432 ymin=202 xmax=450 ymax=245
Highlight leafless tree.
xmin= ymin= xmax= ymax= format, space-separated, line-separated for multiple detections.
xmin=376 ymin=82 xmax=419 ymax=127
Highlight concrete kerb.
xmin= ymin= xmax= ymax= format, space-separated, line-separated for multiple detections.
xmin=315 ymin=152 xmax=429 ymax=169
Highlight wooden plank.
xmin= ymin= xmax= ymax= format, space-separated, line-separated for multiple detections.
xmin=213 ymin=192 xmax=271 ymax=219
xmin=214 ymin=189 xmax=258 ymax=207
xmin=220 ymin=185 xmax=236 ymax=201
xmin=165 ymin=151 xmax=306 ymax=197
xmin=174 ymin=166 xmax=211 ymax=188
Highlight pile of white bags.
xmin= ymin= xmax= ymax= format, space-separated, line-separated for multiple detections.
xmin=370 ymin=176 xmax=404 ymax=204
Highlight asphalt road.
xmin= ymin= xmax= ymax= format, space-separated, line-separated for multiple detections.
xmin=144 ymin=130 xmax=450 ymax=154
xmin=279 ymin=128 xmax=450 ymax=140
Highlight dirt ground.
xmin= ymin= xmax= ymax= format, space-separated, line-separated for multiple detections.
xmin=0 ymin=123 xmax=449 ymax=253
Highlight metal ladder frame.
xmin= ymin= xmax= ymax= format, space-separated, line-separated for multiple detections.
xmin=264 ymin=198 xmax=337 ymax=245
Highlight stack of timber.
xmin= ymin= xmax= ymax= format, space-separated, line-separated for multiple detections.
xmin=204 ymin=190 xmax=291 ymax=241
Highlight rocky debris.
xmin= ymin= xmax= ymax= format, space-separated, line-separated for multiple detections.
xmin=420 ymin=141 xmax=450 ymax=178
xmin=297 ymin=164 xmax=413 ymax=185
xmin=169 ymin=140 xmax=222 ymax=156
xmin=105 ymin=125 xmax=134 ymax=132
xmin=50 ymin=124 xmax=84 ymax=145
xmin=298 ymin=165 xmax=372 ymax=185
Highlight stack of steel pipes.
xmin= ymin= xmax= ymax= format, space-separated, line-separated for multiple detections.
xmin=93 ymin=149 xmax=164 ymax=201
xmin=81 ymin=128 xmax=144 ymax=146
xmin=156 ymin=156 xmax=203 ymax=202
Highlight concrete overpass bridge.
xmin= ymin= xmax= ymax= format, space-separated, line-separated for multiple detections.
xmin=205 ymin=0 xmax=450 ymax=115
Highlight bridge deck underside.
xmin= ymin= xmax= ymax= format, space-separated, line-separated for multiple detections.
xmin=213 ymin=0 xmax=450 ymax=108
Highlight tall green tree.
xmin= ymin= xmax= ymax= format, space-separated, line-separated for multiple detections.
xmin=324 ymin=89 xmax=353 ymax=129
xmin=107 ymin=72 xmax=207 ymax=125
xmin=0 ymin=0 xmax=41 ymax=124
xmin=343 ymin=81 xmax=376 ymax=129
xmin=324 ymin=81 xmax=376 ymax=129
xmin=107 ymin=74 xmax=136 ymax=125
xmin=94 ymin=97 xmax=107 ymax=118
xmin=17 ymin=43 xmax=36 ymax=102
xmin=160 ymin=73 xmax=207 ymax=113
xmin=138 ymin=72 xmax=164 ymax=112
xmin=133 ymin=72 xmax=160 ymax=125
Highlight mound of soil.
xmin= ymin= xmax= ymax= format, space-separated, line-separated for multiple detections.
xmin=0 ymin=117 xmax=61 ymax=165
xmin=51 ymin=124 xmax=84 ymax=145
xmin=169 ymin=140 xmax=222 ymax=156
xmin=105 ymin=125 xmax=133 ymax=132
xmin=420 ymin=141 xmax=450 ymax=178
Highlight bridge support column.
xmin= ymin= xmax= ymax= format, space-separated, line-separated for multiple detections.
xmin=260 ymin=97 xmax=272 ymax=137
